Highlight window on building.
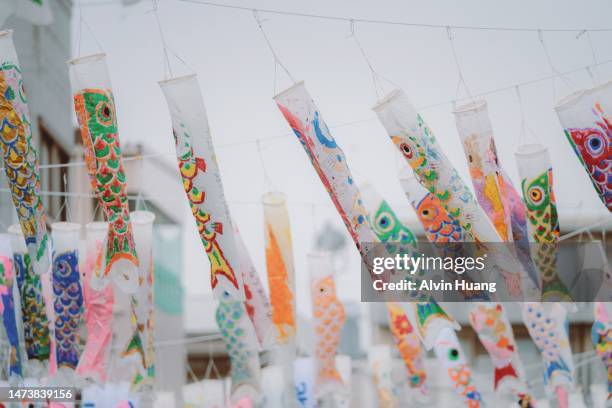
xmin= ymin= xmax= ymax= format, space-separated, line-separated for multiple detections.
xmin=39 ymin=119 xmax=69 ymax=223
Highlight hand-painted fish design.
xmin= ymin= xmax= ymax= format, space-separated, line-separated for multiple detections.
xmin=0 ymin=64 xmax=50 ymax=274
xmin=73 ymin=88 xmax=139 ymax=278
xmin=52 ymin=250 xmax=84 ymax=369
xmin=311 ymin=275 xmax=345 ymax=395
xmin=13 ymin=252 xmax=50 ymax=360
xmin=386 ymin=302 xmax=427 ymax=395
xmin=592 ymin=302 xmax=612 ymax=400
xmin=0 ymin=255 xmax=22 ymax=379
xmin=564 ymin=103 xmax=611 ymax=210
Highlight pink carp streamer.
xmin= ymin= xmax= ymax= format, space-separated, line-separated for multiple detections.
xmin=77 ymin=222 xmax=114 ymax=383
xmin=592 ymin=302 xmax=612 ymax=400
xmin=308 ymin=252 xmax=346 ymax=399
xmin=159 ymin=74 xmax=245 ymax=301
xmin=274 ymin=82 xmax=389 ymax=284
xmin=555 ymin=82 xmax=612 ymax=211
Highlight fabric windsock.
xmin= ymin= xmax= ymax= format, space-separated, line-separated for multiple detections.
xmin=8 ymin=224 xmax=50 ymax=365
xmin=15 ymin=0 xmax=54 ymax=25
xmin=308 ymin=252 xmax=346 ymax=399
xmin=0 ymin=30 xmax=51 ymax=276
xmin=373 ymin=89 xmax=500 ymax=243
xmin=522 ymin=302 xmax=573 ymax=407
xmin=592 ymin=302 xmax=611 ymax=400
xmin=515 ymin=144 xmax=572 ymax=303
xmin=159 ymin=74 xmax=245 ymax=301
xmin=233 ymin=222 xmax=273 ymax=349
xmin=294 ymin=357 xmax=317 ymax=408
xmin=555 ymin=82 xmax=612 ymax=211
xmin=76 ymin=222 xmax=114 ymax=383
xmin=121 ymin=210 xmax=156 ymax=390
xmin=433 ymin=327 xmax=483 ymax=407
xmin=50 ymin=222 xmax=84 ymax=375
xmin=0 ymin=234 xmax=23 ymax=382
xmin=274 ymin=82 xmax=389 ymax=284
xmin=216 ymin=300 xmax=261 ymax=405
xmin=368 ymin=344 xmax=397 ymax=408
xmin=69 ymin=53 xmax=139 ymax=293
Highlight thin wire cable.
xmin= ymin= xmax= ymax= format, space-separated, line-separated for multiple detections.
xmin=447 ymin=27 xmax=473 ymax=101
xmin=150 ymin=0 xmax=173 ymax=79
xmin=175 ymin=0 xmax=612 ymax=33
xmin=538 ymin=30 xmax=575 ymax=102
xmin=253 ymin=10 xmax=296 ymax=85
xmin=579 ymin=30 xmax=601 ymax=85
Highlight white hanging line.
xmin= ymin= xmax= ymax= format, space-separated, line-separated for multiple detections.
xmin=576 ymin=30 xmax=600 ymax=86
xmin=346 ymin=19 xmax=401 ymax=102
xmin=255 ymin=139 xmax=276 ymax=192
xmin=253 ymin=9 xmax=297 ymax=87
xmin=73 ymin=0 xmax=104 ymax=58
xmin=176 ymin=0 xmax=612 ymax=33
xmin=149 ymin=0 xmax=173 ymax=79
xmin=514 ymin=85 xmax=540 ymax=145
xmin=538 ymin=29 xmax=576 ymax=103
xmin=446 ymin=26 xmax=473 ymax=102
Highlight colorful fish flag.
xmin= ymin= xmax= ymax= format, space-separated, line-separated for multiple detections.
xmin=216 ymin=300 xmax=262 ymax=404
xmin=0 ymin=29 xmax=51 ymax=276
xmin=274 ymin=82 xmax=389 ymax=284
xmin=0 ymin=234 xmax=22 ymax=381
xmin=50 ymin=222 xmax=84 ymax=374
xmin=308 ymin=252 xmax=346 ymax=399
xmin=76 ymin=222 xmax=115 ymax=383
xmin=555 ymin=83 xmax=612 ymax=211
xmin=159 ymin=74 xmax=245 ymax=301
xmin=522 ymin=302 xmax=573 ymax=407
xmin=592 ymin=302 xmax=611 ymax=400
xmin=69 ymin=53 xmax=139 ymax=294
xmin=515 ymin=144 xmax=572 ymax=302
xmin=368 ymin=345 xmax=397 ymax=408
xmin=373 ymin=89 xmax=500 ymax=243
xmin=8 ymin=224 xmax=50 ymax=366
xmin=121 ymin=211 xmax=156 ymax=390
xmin=233 ymin=222 xmax=273 ymax=348
xmin=433 ymin=327 xmax=483 ymax=407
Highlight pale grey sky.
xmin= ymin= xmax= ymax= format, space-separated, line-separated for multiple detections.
xmin=76 ymin=0 xmax=612 ymax=331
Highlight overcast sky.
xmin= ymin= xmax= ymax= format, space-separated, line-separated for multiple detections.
xmin=76 ymin=0 xmax=612 ymax=330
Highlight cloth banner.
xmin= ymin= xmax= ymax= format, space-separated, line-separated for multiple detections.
xmin=69 ymin=53 xmax=139 ymax=293
xmin=522 ymin=302 xmax=574 ymax=406
xmin=433 ymin=327 xmax=483 ymax=407
xmin=216 ymin=300 xmax=261 ymax=404
xmin=233 ymin=223 xmax=273 ymax=349
xmin=159 ymin=74 xmax=245 ymax=301
xmin=262 ymin=192 xmax=296 ymax=348
xmin=121 ymin=211 xmax=156 ymax=390
xmin=0 ymin=29 xmax=51 ymax=276
xmin=385 ymin=302 xmax=427 ymax=399
xmin=50 ymin=222 xmax=84 ymax=376
xmin=294 ymin=357 xmax=316 ymax=408
xmin=592 ymin=302 xmax=611 ymax=400
xmin=373 ymin=89 xmax=500 ymax=243
xmin=468 ymin=303 xmax=532 ymax=402
xmin=0 ymin=234 xmax=22 ymax=381
xmin=555 ymin=82 xmax=612 ymax=211
xmin=515 ymin=144 xmax=571 ymax=302
xmin=308 ymin=252 xmax=346 ymax=399
xmin=8 ymin=224 xmax=50 ymax=367
xmin=14 ymin=0 xmax=54 ymax=25
xmin=274 ymin=82 xmax=388 ymax=283
xmin=368 ymin=345 xmax=396 ymax=408
xmin=76 ymin=222 xmax=114 ymax=383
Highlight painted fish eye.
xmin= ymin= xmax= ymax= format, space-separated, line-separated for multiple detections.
xmin=420 ymin=204 xmax=437 ymax=221
xmin=586 ymin=134 xmax=605 ymax=156
xmin=528 ymin=186 xmax=544 ymax=205
xmin=400 ymin=143 xmax=414 ymax=159
xmin=95 ymin=101 xmax=114 ymax=126
xmin=448 ymin=348 xmax=459 ymax=361
xmin=376 ymin=212 xmax=395 ymax=232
